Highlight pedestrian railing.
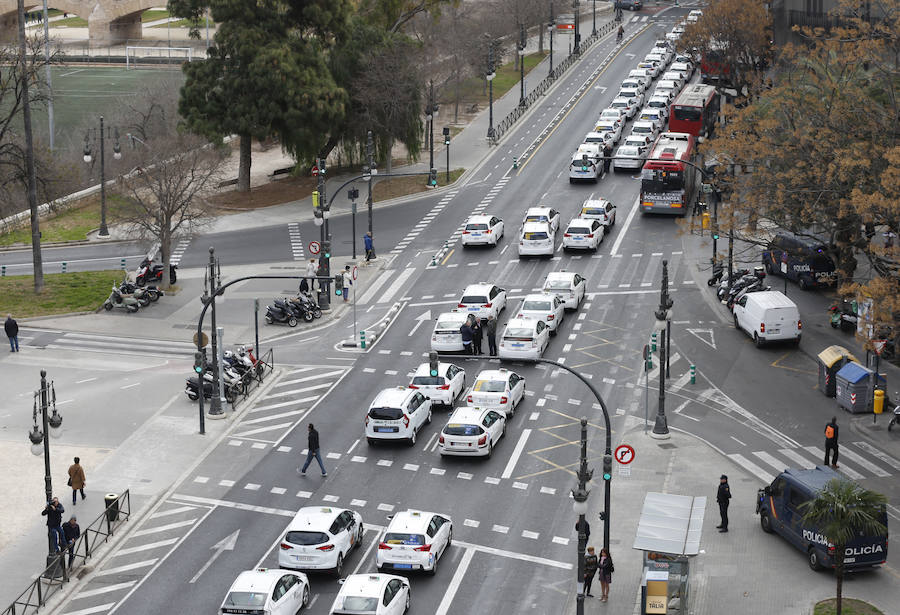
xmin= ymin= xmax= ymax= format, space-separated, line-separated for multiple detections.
xmin=2 ymin=490 xmax=131 ymax=615
xmin=489 ymin=19 xmax=618 ymax=145
xmin=231 ymin=348 xmax=275 ymax=405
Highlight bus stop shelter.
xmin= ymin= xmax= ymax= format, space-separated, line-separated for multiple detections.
xmin=633 ymin=492 xmax=706 ymax=614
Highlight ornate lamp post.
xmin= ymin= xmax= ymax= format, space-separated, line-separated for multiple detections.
xmin=28 ymin=370 xmax=63 ymax=554
xmin=82 ymin=116 xmax=122 ymax=237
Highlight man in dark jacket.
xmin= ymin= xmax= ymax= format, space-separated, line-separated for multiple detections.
xmin=824 ymin=416 xmax=839 ymax=468
xmin=5 ymin=314 xmax=19 ymax=352
xmin=603 ymin=143 xmax=613 ymax=175
xmin=42 ymin=497 xmax=65 ymax=552
xmin=472 ymin=317 xmax=483 ymax=354
xmin=298 ymin=423 xmax=327 ymax=477
xmin=716 ymin=475 xmax=731 ymax=532
xmin=364 ymin=232 xmax=376 ymax=261
xmin=63 ymin=516 xmax=81 ymax=568
xmin=460 ymin=322 xmax=474 ymax=354
xmin=583 ymin=546 xmax=599 ymax=597
xmin=485 ymin=315 xmax=498 ymax=356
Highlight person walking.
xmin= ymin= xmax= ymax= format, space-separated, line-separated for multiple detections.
xmin=341 ymin=265 xmax=352 ymax=302
xmin=583 ymin=546 xmax=599 ymax=597
xmin=598 ymin=548 xmax=614 ymax=602
xmin=304 ymin=258 xmax=318 ymax=292
xmin=603 ymin=143 xmax=613 ymax=176
xmin=42 ymin=497 xmax=65 ymax=552
xmin=5 ymin=314 xmax=19 ymax=352
xmin=716 ymin=474 xmax=731 ymax=532
xmin=472 ymin=317 xmax=483 ymax=355
xmin=485 ymin=315 xmax=498 ymax=356
xmin=63 ymin=516 xmax=80 ymax=569
xmin=298 ymin=423 xmax=327 ymax=477
xmin=460 ymin=320 xmax=474 ymax=354
xmin=67 ymin=457 xmax=86 ymax=506
xmin=364 ymin=232 xmax=376 ymax=262
xmin=824 ymin=416 xmax=840 ymax=468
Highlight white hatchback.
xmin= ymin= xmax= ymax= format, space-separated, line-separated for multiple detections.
xmin=221 ymin=569 xmax=310 ymax=615
xmin=593 ymin=118 xmax=622 ymax=143
xmin=609 ymin=96 xmax=638 ymax=119
xmin=466 ymin=368 xmax=526 ymax=418
xmin=457 ymin=283 xmax=507 ymax=320
xmin=461 ymin=214 xmax=504 ymax=247
xmin=330 ymin=574 xmax=410 ymax=615
xmin=430 ymin=311 xmax=468 ymax=352
xmin=498 ymin=316 xmax=550 ymax=361
xmin=519 ymin=222 xmax=555 ymax=258
xmin=409 ymin=362 xmax=465 ymax=406
xmin=522 ymin=206 xmax=560 ymax=232
xmin=563 ymin=218 xmax=604 ymax=252
xmin=543 ymin=270 xmax=586 ymax=310
xmin=516 ymin=293 xmax=565 ymax=333
xmin=365 ymin=387 xmax=432 ymax=446
xmin=613 ymin=144 xmax=648 ymax=171
xmin=439 ymin=407 xmax=506 ymax=458
xmin=278 ymin=506 xmax=364 ymax=576
xmin=630 ymin=120 xmax=659 ymax=140
xmin=376 ymin=510 xmax=453 ymax=575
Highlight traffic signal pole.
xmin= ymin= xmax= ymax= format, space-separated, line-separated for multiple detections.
xmin=316 ymin=158 xmax=331 ymax=310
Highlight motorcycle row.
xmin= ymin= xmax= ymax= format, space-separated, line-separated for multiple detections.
xmin=103 ymin=258 xmax=175 ymax=313
xmin=185 ymin=345 xmax=264 ymax=404
xmin=264 ymin=291 xmax=322 ymax=327
xmin=708 ymin=265 xmax=771 ymax=309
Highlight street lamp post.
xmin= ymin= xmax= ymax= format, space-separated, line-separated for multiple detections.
xmin=314 ymin=157 xmax=331 ymax=310
xmin=592 ymin=0 xmax=597 ymax=36
xmin=652 ymin=260 xmax=674 ymax=438
xmin=28 ymin=370 xmax=63 ymax=553
xmin=573 ymin=0 xmax=580 ymax=55
xmin=518 ymin=24 xmax=526 ymax=108
xmin=486 ymin=40 xmax=497 ymax=141
xmin=82 ymin=116 xmax=122 ymax=237
xmin=426 ymin=80 xmax=435 ymax=177
xmin=573 ymin=417 xmax=591 ymax=615
xmin=348 ymin=187 xmax=359 ymax=259
xmin=442 ymin=127 xmax=451 ymax=183
xmin=548 ymin=2 xmax=555 ymax=75
xmin=205 ymin=248 xmax=225 ymax=417
xmin=366 ymin=131 xmax=375 ymax=238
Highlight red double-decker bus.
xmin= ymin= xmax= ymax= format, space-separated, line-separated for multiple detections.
xmin=640 ymin=132 xmax=699 ymax=217
xmin=669 ymin=84 xmax=719 ymax=138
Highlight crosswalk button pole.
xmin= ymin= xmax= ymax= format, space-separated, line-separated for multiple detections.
xmin=690 ymin=364 xmax=696 ymax=385
xmin=651 ymin=332 xmax=657 ymax=352
xmin=360 ymin=331 xmax=366 ymax=349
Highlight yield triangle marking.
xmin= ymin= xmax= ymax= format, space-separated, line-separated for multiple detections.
xmin=685 ymin=328 xmax=716 ymax=350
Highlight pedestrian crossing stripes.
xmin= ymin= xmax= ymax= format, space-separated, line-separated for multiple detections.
xmin=39 ymin=331 xmax=197 ymax=358
xmin=287 ymin=222 xmax=304 ymax=260
xmin=390 ymin=190 xmax=459 ymax=255
xmin=726 ymin=442 xmax=898 ymax=485
xmin=169 ymin=238 xmax=191 ymax=266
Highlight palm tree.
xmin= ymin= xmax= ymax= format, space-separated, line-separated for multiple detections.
xmin=801 ymin=478 xmax=887 ymax=615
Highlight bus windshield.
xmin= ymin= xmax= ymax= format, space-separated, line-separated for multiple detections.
xmin=641 ymin=168 xmax=684 ymax=192
xmin=672 ymin=105 xmax=702 ymax=122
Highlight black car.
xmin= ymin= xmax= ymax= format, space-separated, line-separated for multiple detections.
xmin=762 ymin=231 xmax=837 ymax=290
xmin=615 ymin=0 xmax=643 ymax=10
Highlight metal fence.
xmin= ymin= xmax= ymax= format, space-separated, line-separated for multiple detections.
xmin=3 ymin=490 xmax=131 ymax=615
xmin=230 ymin=348 xmax=275 ymax=404
xmin=489 ymin=19 xmax=618 ymax=144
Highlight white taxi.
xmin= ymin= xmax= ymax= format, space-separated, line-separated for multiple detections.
xmin=613 ymin=144 xmax=648 ymax=171
xmin=593 ymin=118 xmax=622 ymax=144
xmin=430 ymin=311 xmax=468 ymax=353
xmin=644 ymin=95 xmax=670 ymax=122
xmin=630 ymin=120 xmax=659 ymax=141
xmin=457 ymin=283 xmax=507 ymax=320
xmin=516 ymin=293 xmax=565 ymax=334
xmin=637 ymin=60 xmax=661 ymax=78
xmin=621 ymin=78 xmax=646 ymax=96
xmin=409 ymin=362 xmax=465 ymax=406
xmin=221 ymin=568 xmax=310 ymax=615
xmin=522 ymin=206 xmax=560 ymax=232
xmin=617 ymin=88 xmax=645 ymax=110
xmin=687 ymin=9 xmax=703 ymax=23
xmin=543 ymin=270 xmax=586 ymax=310
xmin=376 ymin=510 xmax=453 ymax=575
xmin=330 ymin=574 xmax=410 ymax=615
xmin=598 ymin=107 xmax=625 ymax=124
xmin=661 ymin=70 xmax=685 ymax=89
xmin=563 ymin=218 xmax=604 ymax=252
xmin=439 ymin=407 xmax=506 ymax=458
xmin=638 ymin=107 xmax=666 ymax=131
xmin=609 ymin=96 xmax=638 ymax=119
xmin=627 ymin=69 xmax=651 ymax=87
xmin=466 ymin=368 xmax=526 ymax=418
xmin=498 ymin=316 xmax=550 ymax=361
xmin=653 ymin=81 xmax=678 ymax=103
xmin=583 ymin=130 xmax=615 ymax=148
xmin=278 ymin=506 xmax=364 ymax=576
xmin=518 ymin=222 xmax=555 ymax=258
xmin=366 ymin=387 xmax=432 ymax=446
xmin=461 ymin=214 xmax=504 ymax=247
xmin=579 ymin=199 xmax=617 ymax=231
xmin=569 ymin=152 xmax=601 ymax=183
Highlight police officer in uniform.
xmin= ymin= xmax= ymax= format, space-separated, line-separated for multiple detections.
xmin=716 ymin=475 xmax=731 ymax=533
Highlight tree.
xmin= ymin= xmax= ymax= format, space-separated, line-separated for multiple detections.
xmin=801 ymin=478 xmax=887 ymax=615
xmin=113 ymin=135 xmax=227 ymax=289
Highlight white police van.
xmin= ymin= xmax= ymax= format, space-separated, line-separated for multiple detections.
xmin=756 ymin=467 xmax=888 ymax=571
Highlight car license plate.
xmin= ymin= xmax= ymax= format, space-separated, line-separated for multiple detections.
xmin=468 ymin=307 xmax=478 ymax=311
xmin=292 ymin=555 xmax=313 ymax=562
xmin=512 ymin=343 xmax=524 ymax=348
xmin=472 ymin=232 xmax=481 ymax=236
xmin=574 ymin=237 xmax=583 ymax=240
xmin=393 ymin=563 xmax=413 ymax=569
xmin=375 ymin=427 xmax=394 ymax=433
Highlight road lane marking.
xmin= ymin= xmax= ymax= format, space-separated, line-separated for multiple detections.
xmin=778 ymin=448 xmax=817 ymax=469
xmin=852 ymin=441 xmax=900 ymax=470
xmin=836 ymin=447 xmax=891 ymax=477
xmin=803 ymin=446 xmax=864 ymax=479
xmin=64 ymin=604 xmax=117 ymax=614
xmin=93 ymin=559 xmax=158 ymax=577
xmin=357 ymin=269 xmax=395 ymax=304
xmin=149 ymin=506 xmax=196 ymax=519
xmin=434 ymin=548 xmax=475 ymax=615
xmin=609 ymin=196 xmax=640 ymax=257
xmin=114 ymin=538 xmax=180 ymax=556
xmin=726 ymin=453 xmax=774 ymax=484
xmin=379 ymin=268 xmax=416 ymax=304
xmin=752 ymin=451 xmax=789 ymax=474
xmin=501 ymin=429 xmax=532 ymax=479
xmin=132 ymin=519 xmax=197 ymax=537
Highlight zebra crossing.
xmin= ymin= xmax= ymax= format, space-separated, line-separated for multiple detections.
xmin=390 ymin=189 xmax=460 ymax=255
xmin=287 ymin=222 xmax=305 ymax=260
xmin=169 ymin=238 xmax=191 ymax=266
xmin=26 ymin=330 xmax=197 ymax=359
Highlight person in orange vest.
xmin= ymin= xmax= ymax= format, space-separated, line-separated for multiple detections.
xmin=824 ymin=417 xmax=839 ymax=468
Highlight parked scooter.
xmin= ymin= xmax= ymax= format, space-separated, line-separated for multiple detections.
xmin=707 ymin=262 xmax=725 ymax=286
xmin=715 ymin=268 xmax=751 ymax=299
xmin=829 ymin=299 xmax=858 ymax=333
xmin=292 ymin=291 xmax=322 ymax=319
xmin=120 ymin=280 xmax=163 ymax=302
xmin=889 ymin=397 xmax=900 ymax=432
xmin=265 ymin=303 xmax=298 ymax=327
xmin=103 ymin=286 xmax=140 ymax=312
xmin=135 ymin=258 xmax=177 ymax=286
xmin=277 ymin=297 xmax=315 ymax=323
xmin=185 ymin=373 xmax=237 ymax=404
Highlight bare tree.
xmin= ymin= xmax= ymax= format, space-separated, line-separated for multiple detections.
xmin=113 ymin=135 xmax=227 ymax=289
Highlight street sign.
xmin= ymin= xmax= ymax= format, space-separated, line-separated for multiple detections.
xmin=615 ymin=444 xmax=635 ymax=465
xmin=308 ymin=241 xmax=321 ymax=255
xmin=311 ymin=165 xmax=319 ymax=176
xmin=701 ymin=183 xmax=713 ymax=194
xmin=192 ymin=331 xmax=209 ymax=348
xmin=618 ymin=466 xmax=632 ymax=477
xmin=873 ymin=339 xmax=887 ymax=355
xmin=352 ymin=266 xmax=359 ymax=281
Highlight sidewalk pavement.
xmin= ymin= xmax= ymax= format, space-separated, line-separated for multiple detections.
xmin=562 ymin=423 xmax=895 ymax=615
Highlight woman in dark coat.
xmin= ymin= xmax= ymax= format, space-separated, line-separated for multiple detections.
xmin=598 ymin=547 xmax=613 ymax=602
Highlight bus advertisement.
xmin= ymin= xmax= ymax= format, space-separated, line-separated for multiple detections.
xmin=640 ymin=132 xmax=699 ymax=216
xmin=669 ymin=84 xmax=719 ymax=139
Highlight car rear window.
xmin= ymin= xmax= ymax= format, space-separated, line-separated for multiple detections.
xmin=368 ymin=407 xmax=404 ymax=420
xmin=633 ymin=125 xmax=652 ymax=134
xmin=412 ymin=376 xmax=444 ymax=386
xmin=474 ymin=379 xmax=506 ymax=392
xmin=384 ymin=532 xmax=425 ymax=546
xmin=223 ymin=592 xmax=267 ymax=608
xmin=525 ymin=215 xmax=548 ymax=223
xmin=338 ymin=596 xmax=378 ymax=612
xmin=460 ymin=295 xmax=487 ymax=304
xmin=444 ymin=423 xmax=483 ymax=436
xmin=504 ymin=327 xmax=534 ymax=339
xmin=523 ymin=300 xmax=552 ymax=311
xmin=435 ymin=320 xmax=462 ymax=330
xmin=546 ymin=280 xmax=571 ymax=290
xmin=567 ymin=227 xmax=591 ymax=235
xmin=466 ymin=223 xmax=488 ymax=231
xmin=523 ymin=232 xmax=549 ymax=240
xmin=285 ymin=530 xmax=329 ymax=545
xmin=581 ymin=207 xmax=604 ymax=216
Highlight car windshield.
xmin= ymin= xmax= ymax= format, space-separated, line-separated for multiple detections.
xmin=436 ymin=319 xmax=462 ymax=330
xmin=567 ymin=227 xmax=591 ymax=235
xmin=339 ymin=596 xmax=378 ymax=611
xmin=474 ymin=379 xmax=506 ymax=392
xmin=466 ymin=223 xmax=488 ymax=231
xmin=412 ymin=376 xmax=444 ymax=386
xmin=524 ymin=231 xmax=549 ymax=240
xmin=460 ymin=295 xmax=487 ymax=304
xmin=368 ymin=407 xmax=404 ymax=420
xmin=504 ymin=327 xmax=534 ymax=339
xmin=522 ymin=300 xmax=552 ymax=311
xmin=223 ymin=592 xmax=267 ymax=608
xmin=444 ymin=423 xmax=483 ymax=436
xmin=384 ymin=533 xmax=425 ymax=546
xmin=617 ymin=147 xmax=639 ymax=157
xmin=285 ymin=530 xmax=329 ymax=545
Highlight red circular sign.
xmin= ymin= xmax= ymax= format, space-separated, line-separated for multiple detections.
xmin=311 ymin=165 xmax=319 ymax=176
xmin=308 ymin=241 xmax=321 ymax=255
xmin=615 ymin=444 xmax=635 ymax=465
xmin=352 ymin=266 xmax=358 ymax=280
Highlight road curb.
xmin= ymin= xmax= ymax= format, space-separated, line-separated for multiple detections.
xmin=341 ymin=300 xmax=405 ymax=349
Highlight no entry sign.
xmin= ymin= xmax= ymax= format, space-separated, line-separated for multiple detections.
xmin=615 ymin=444 xmax=635 ymax=465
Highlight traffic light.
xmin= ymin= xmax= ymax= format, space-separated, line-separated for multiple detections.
xmin=442 ymin=126 xmax=450 ymax=145
xmin=602 ymin=455 xmax=612 ymax=481
xmin=333 ymin=274 xmax=343 ymax=296
xmin=322 ymin=241 xmax=331 ymax=259
xmin=193 ymin=351 xmax=205 ymax=374
xmin=712 ymin=225 xmax=720 ymax=240
xmin=581 ymin=154 xmax=589 ymax=172
xmin=429 ymin=168 xmax=437 ymax=186
xmin=701 ymin=211 xmax=710 ymax=230
xmin=428 ymin=351 xmax=439 ymax=377
xmin=312 ymin=190 xmax=320 ymax=211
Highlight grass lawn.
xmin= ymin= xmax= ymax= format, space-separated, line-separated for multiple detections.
xmin=814 ymin=598 xmax=884 ymax=615
xmin=0 ymin=195 xmax=128 ymax=247
xmin=453 ymin=52 xmax=549 ymax=108
xmin=152 ymin=18 xmax=208 ymax=28
xmin=141 ymin=9 xmax=170 ymax=22
xmin=0 ymin=270 xmax=122 ymax=318
xmin=55 ymin=17 xmax=89 ymax=27
xmin=373 ymin=168 xmax=466 ymax=201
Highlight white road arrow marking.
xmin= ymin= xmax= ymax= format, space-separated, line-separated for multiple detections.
xmin=190 ymin=529 xmax=240 ymax=583
xmin=408 ymin=310 xmax=432 ymax=336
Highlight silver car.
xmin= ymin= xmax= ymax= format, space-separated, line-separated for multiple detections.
xmin=613 ymin=144 xmax=648 ymax=171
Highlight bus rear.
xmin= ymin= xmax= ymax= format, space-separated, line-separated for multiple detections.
xmin=639 ymin=132 xmax=697 ymax=216
xmin=669 ymin=84 xmax=719 ymax=138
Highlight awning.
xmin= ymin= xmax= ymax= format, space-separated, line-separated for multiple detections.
xmin=632 ymin=492 xmax=706 ymax=556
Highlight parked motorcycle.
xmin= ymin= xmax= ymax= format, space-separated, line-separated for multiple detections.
xmin=277 ymin=297 xmax=315 ymax=323
xmin=292 ymin=291 xmax=322 ymax=319
xmin=103 ymin=286 xmax=140 ymax=312
xmin=707 ymin=262 xmax=725 ymax=286
xmin=829 ymin=299 xmax=858 ymax=333
xmin=120 ymin=280 xmax=163 ymax=302
xmin=185 ymin=373 xmax=237 ymax=404
xmin=715 ymin=268 xmax=751 ymax=299
xmin=135 ymin=257 xmax=177 ymax=286
xmin=889 ymin=398 xmax=900 ymax=432
xmin=265 ymin=303 xmax=298 ymax=327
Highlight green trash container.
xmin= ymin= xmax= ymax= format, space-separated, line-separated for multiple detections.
xmin=104 ymin=493 xmax=119 ymax=523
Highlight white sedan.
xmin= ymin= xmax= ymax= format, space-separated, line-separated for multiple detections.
xmin=278 ymin=506 xmax=363 ymax=576
xmin=543 ymin=270 xmax=587 ymax=310
xmin=376 ymin=510 xmax=452 ymax=575
xmin=461 ymin=214 xmax=504 ymax=247
xmin=498 ymin=316 xmax=551 ymax=361
xmin=516 ymin=293 xmax=565 ymax=334
xmin=439 ymin=407 xmax=506 ymax=458
xmin=594 ymin=118 xmax=622 ymax=143
xmin=409 ymin=361 xmax=465 ymax=406
xmin=330 ymin=574 xmax=410 ymax=615
xmin=457 ymin=283 xmax=507 ymax=320
xmin=562 ymin=218 xmax=604 ymax=252
xmin=466 ymin=368 xmax=526 ymax=418
xmin=613 ymin=144 xmax=648 ymax=171
xmin=221 ymin=568 xmax=310 ymax=615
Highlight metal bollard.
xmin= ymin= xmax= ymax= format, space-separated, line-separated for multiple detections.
xmin=359 ymin=331 xmax=366 ymax=349
xmin=1 ymin=265 xmax=5 ymax=277
xmin=690 ymin=365 xmax=696 ymax=385
xmin=651 ymin=332 xmax=657 ymax=352
xmin=513 ymin=157 xmax=518 ymax=169
xmin=62 ymin=262 xmax=67 ymax=273
xmin=121 ymin=258 xmax=127 ymax=270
